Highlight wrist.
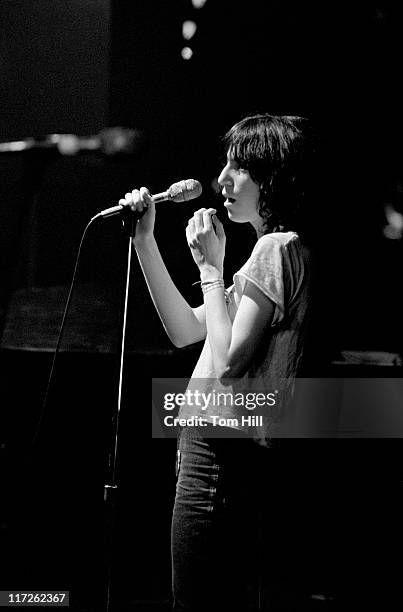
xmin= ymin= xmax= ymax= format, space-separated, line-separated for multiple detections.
xmin=132 ymin=233 xmax=155 ymax=249
xmin=199 ymin=265 xmax=222 ymax=283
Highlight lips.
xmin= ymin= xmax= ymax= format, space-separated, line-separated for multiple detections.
xmin=223 ymin=193 xmax=236 ymax=204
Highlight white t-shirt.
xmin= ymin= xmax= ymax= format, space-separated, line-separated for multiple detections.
xmin=179 ymin=232 xmax=312 ymax=444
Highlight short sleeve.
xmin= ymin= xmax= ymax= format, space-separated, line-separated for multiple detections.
xmin=233 ymin=234 xmax=293 ymax=326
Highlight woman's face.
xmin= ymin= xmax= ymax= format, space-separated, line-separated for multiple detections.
xmin=217 ymin=151 xmax=261 ymax=227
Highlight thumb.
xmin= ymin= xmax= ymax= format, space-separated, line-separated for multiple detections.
xmin=141 ymin=187 xmax=155 ymax=211
xmin=212 ymin=214 xmax=225 ymax=239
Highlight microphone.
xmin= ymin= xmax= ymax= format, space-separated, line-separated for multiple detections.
xmin=95 ymin=179 xmax=202 ymax=220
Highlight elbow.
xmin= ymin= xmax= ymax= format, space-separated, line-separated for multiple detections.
xmin=215 ymin=353 xmax=252 ymax=382
xmin=164 ymin=325 xmax=192 ymax=348
xmin=168 ymin=329 xmax=206 ymax=349
xmin=216 ymin=363 xmax=246 ymax=383
xmin=170 ymin=334 xmax=202 ymax=349
xmin=216 ymin=364 xmax=231 ymax=380
xmin=171 ymin=337 xmax=190 ymax=349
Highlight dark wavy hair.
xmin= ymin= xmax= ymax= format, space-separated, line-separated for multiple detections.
xmin=222 ymin=114 xmax=318 ymax=234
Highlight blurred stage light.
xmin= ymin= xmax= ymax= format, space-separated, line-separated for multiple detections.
xmin=191 ymin=0 xmax=207 ymax=8
xmin=181 ymin=46 xmax=194 ymax=60
xmin=182 ymin=20 xmax=197 ymax=40
xmin=383 ymin=204 xmax=403 ymax=240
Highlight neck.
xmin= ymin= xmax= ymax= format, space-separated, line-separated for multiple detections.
xmin=250 ymin=218 xmax=267 ymax=240
xmin=251 ymin=218 xmax=287 ymax=239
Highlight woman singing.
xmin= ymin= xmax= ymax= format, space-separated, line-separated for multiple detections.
xmin=120 ymin=114 xmax=317 ymax=611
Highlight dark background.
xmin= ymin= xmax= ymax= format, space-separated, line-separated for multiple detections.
xmin=1 ymin=2 xmax=402 ymax=610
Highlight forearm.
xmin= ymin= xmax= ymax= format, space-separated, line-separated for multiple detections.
xmin=134 ymin=236 xmax=206 ymax=347
xmin=204 ymin=293 xmax=234 ymax=377
xmin=202 ymin=271 xmax=274 ymax=380
xmin=201 ymin=268 xmax=239 ymax=379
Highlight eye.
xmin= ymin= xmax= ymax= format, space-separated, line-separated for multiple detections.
xmin=232 ymin=159 xmax=248 ymax=173
xmin=229 ymin=159 xmax=242 ymax=171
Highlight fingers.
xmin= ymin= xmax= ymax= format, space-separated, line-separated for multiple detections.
xmin=193 ymin=208 xmax=206 ymax=233
xmin=119 ymin=187 xmax=153 ymax=212
xmin=202 ymin=209 xmax=214 ymax=232
xmin=189 ymin=208 xmax=217 ymax=234
xmin=186 ymin=217 xmax=196 ymax=248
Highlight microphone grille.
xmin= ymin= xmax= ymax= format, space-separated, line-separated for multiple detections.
xmin=169 ymin=179 xmax=202 ymax=202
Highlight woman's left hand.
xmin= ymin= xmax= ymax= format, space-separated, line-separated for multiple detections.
xmin=186 ymin=208 xmax=226 ymax=279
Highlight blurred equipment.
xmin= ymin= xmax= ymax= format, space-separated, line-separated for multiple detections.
xmin=0 ymin=125 xmax=147 ymax=296
xmin=0 ymin=127 xmax=146 ymax=157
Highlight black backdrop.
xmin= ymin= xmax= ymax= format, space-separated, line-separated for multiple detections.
xmin=109 ymin=0 xmax=403 ymax=352
xmin=2 ymin=1 xmax=403 ymax=348
xmin=1 ymin=2 xmax=403 ymax=610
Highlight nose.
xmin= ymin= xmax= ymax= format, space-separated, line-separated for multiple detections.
xmin=217 ymin=162 xmax=232 ymax=187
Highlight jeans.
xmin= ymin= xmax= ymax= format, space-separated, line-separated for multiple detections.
xmin=171 ymin=425 xmax=264 ymax=612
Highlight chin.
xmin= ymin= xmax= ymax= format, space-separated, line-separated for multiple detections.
xmin=228 ymin=215 xmax=249 ymax=225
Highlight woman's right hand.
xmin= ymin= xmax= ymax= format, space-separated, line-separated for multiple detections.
xmin=119 ymin=187 xmax=155 ymax=243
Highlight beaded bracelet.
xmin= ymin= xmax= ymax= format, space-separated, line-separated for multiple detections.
xmin=201 ymin=279 xmax=224 ymax=294
xmin=200 ymin=278 xmax=230 ymax=304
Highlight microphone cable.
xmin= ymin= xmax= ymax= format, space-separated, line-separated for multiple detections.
xmin=31 ymin=216 xmax=99 ymax=450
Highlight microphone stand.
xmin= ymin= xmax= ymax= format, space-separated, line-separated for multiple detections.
xmin=103 ymin=209 xmax=138 ymax=612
